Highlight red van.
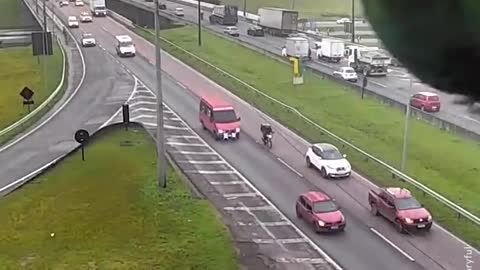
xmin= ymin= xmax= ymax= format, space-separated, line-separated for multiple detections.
xmin=199 ymin=97 xmax=241 ymax=140
xmin=410 ymin=92 xmax=441 ymax=112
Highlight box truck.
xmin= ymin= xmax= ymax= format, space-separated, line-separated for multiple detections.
xmin=315 ymin=38 xmax=344 ymax=63
xmin=285 ymin=37 xmax=309 ymax=59
xmin=90 ymin=0 xmax=106 ymax=17
xmin=258 ymin=7 xmax=298 ymax=37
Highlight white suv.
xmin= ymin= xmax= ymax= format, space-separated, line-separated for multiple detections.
xmin=80 ymin=12 xmax=93 ymax=23
xmin=305 ymin=143 xmax=351 ymax=178
xmin=224 ymin=26 xmax=239 ymax=37
xmin=81 ymin=33 xmax=96 ymax=47
xmin=67 ymin=16 xmax=79 ymax=28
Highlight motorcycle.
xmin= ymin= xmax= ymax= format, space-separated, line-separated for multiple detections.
xmin=262 ymin=132 xmax=273 ymax=149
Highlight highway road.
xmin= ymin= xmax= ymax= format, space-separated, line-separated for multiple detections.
xmin=0 ymin=0 xmax=135 ymax=194
xmin=134 ymin=0 xmax=480 ymax=136
xmin=52 ymin=3 xmax=479 ymax=270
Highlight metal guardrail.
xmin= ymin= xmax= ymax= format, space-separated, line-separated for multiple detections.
xmin=0 ymin=1 xmax=67 ymax=140
xmin=154 ymin=32 xmax=480 ymax=226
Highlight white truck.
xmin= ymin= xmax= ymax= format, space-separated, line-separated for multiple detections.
xmin=315 ymin=38 xmax=344 ymax=63
xmin=345 ymin=45 xmax=390 ymax=76
xmin=285 ymin=37 xmax=309 ymax=60
xmin=258 ymin=7 xmax=298 ymax=37
xmin=90 ymin=0 xmax=106 ymax=17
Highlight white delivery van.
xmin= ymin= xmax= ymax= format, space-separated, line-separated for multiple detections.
xmin=115 ymin=35 xmax=136 ymax=57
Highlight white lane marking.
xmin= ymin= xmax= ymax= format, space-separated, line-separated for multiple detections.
xmin=224 ymin=206 xmax=274 ymax=211
xmin=370 ymin=228 xmax=415 ymax=262
xmin=177 ymin=82 xmax=187 ymax=89
xmin=463 ymin=115 xmax=480 ymax=125
xmin=0 ymin=10 xmax=87 ymax=154
xmin=164 ymin=124 xmax=189 ymax=130
xmin=262 ymin=221 xmax=291 ymax=226
xmin=167 ymin=135 xmax=199 ymax=139
xmin=130 ymin=95 xmax=156 ymax=100
xmin=131 ymin=107 xmax=156 ymax=113
xmin=176 ymin=160 xmax=225 ymax=164
xmin=253 ymin=238 xmax=309 ymax=244
xmin=275 ymin=257 xmax=327 ymax=264
xmin=165 ymin=142 xmax=206 ymax=147
xmin=183 ymin=170 xmax=236 ymax=174
xmin=129 ymin=101 xmax=157 ymax=106
xmin=223 ymin=192 xmax=258 ymax=198
xmin=277 ymin=158 xmax=303 ymax=178
xmin=169 ymin=150 xmax=216 ymax=155
xmin=371 ymin=81 xmax=387 ymax=88
xmin=210 ymin=181 xmax=244 ymax=185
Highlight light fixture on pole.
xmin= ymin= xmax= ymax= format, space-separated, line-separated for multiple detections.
xmin=154 ymin=0 xmax=167 ymax=188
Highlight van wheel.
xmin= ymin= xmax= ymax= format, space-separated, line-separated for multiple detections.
xmin=214 ymin=131 xmax=221 ymax=141
xmin=370 ymin=203 xmax=379 ymax=216
xmin=201 ymin=121 xmax=206 ymax=130
xmin=395 ymin=219 xmax=406 ymax=233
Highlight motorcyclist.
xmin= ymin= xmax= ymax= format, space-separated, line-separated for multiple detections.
xmin=260 ymin=123 xmax=273 ymax=143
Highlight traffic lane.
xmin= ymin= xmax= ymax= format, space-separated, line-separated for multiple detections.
xmin=116 ymin=50 xmax=425 ymax=270
xmin=74 ymin=14 xmax=428 ymax=270
xmin=58 ymin=6 xmax=474 ymax=268
xmin=0 ymin=10 xmax=134 ymax=193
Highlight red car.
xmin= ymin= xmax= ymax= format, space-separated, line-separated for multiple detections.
xmin=199 ymin=96 xmax=241 ymax=140
xmin=296 ymin=191 xmax=345 ymax=232
xmin=368 ymin=187 xmax=433 ymax=233
xmin=410 ymin=92 xmax=441 ymax=112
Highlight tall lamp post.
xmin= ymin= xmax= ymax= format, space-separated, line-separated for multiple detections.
xmin=351 ymin=0 xmax=355 ymax=43
xmin=401 ymin=79 xmax=414 ymax=172
xmin=198 ymin=0 xmax=202 ymax=46
xmin=243 ymin=0 xmax=246 ymax=17
xmin=154 ymin=0 xmax=166 ymax=188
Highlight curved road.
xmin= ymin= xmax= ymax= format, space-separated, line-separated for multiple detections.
xmin=52 ymin=3 xmax=479 ymax=270
xmin=132 ymin=0 xmax=480 ymax=136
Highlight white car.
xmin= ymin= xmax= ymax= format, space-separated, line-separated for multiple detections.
xmin=174 ymin=7 xmax=184 ymax=16
xmin=67 ymin=16 xmax=79 ymax=28
xmin=74 ymin=0 xmax=84 ymax=6
xmin=224 ymin=26 xmax=239 ymax=37
xmin=81 ymin=33 xmax=96 ymax=47
xmin=336 ymin=18 xmax=351 ymax=24
xmin=59 ymin=0 xmax=68 ymax=7
xmin=80 ymin=12 xmax=93 ymax=22
xmin=333 ymin=67 xmax=358 ymax=82
xmin=305 ymin=143 xmax=351 ymax=178
xmin=115 ymin=35 xmax=136 ymax=57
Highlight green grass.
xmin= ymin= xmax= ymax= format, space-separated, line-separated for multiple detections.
xmin=220 ymin=0 xmax=364 ymax=18
xmin=133 ymin=25 xmax=480 ymax=248
xmin=0 ymin=44 xmax=65 ymax=141
xmin=0 ymin=126 xmax=240 ymax=269
xmin=0 ymin=0 xmax=33 ymax=28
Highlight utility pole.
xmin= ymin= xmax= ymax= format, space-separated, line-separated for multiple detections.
xmin=154 ymin=0 xmax=167 ymax=188
xmin=401 ymin=80 xmax=413 ymax=172
xmin=198 ymin=0 xmax=202 ymax=46
xmin=243 ymin=0 xmax=246 ymax=17
xmin=291 ymin=0 xmax=296 ymax=9
xmin=351 ymin=0 xmax=355 ymax=43
xmin=42 ymin=0 xmax=48 ymax=103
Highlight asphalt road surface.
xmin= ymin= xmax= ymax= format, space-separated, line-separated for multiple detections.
xmin=136 ymin=0 xmax=480 ymax=136
xmin=53 ymin=3 xmax=480 ymax=270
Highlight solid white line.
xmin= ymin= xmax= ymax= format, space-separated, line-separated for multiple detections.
xmin=183 ymin=170 xmax=235 ymax=174
xmin=274 ymin=257 xmax=327 ymax=264
xmin=370 ymin=228 xmax=415 ymax=262
xmin=176 ymin=160 xmax=225 ymax=164
xmin=167 ymin=135 xmax=199 ymax=139
xmin=130 ymin=95 xmax=156 ymax=100
xmin=164 ymin=125 xmax=189 ymax=130
xmin=224 ymin=206 xmax=274 ymax=211
xmin=253 ymin=238 xmax=308 ymax=244
xmin=223 ymin=192 xmax=257 ymax=198
xmin=169 ymin=150 xmax=216 ymax=155
xmin=277 ymin=158 xmax=303 ymax=178
xmin=166 ymin=142 xmax=206 ymax=147
xmin=131 ymin=107 xmax=156 ymax=113
xmin=129 ymin=101 xmax=157 ymax=106
xmin=0 ymin=9 xmax=86 ymax=154
xmin=371 ymin=81 xmax=387 ymax=88
xmin=262 ymin=221 xmax=291 ymax=226
xmin=210 ymin=181 xmax=244 ymax=185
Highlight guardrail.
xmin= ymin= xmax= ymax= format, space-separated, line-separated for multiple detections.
xmin=108 ymin=3 xmax=480 ymax=226
xmin=0 ymin=0 xmax=67 ymax=141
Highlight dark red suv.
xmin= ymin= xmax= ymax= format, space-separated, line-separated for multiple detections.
xmin=410 ymin=92 xmax=441 ymax=112
xmin=296 ymin=191 xmax=345 ymax=232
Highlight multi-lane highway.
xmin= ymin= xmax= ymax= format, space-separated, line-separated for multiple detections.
xmin=132 ymin=0 xmax=480 ymax=136
xmin=42 ymin=2 xmax=479 ymax=270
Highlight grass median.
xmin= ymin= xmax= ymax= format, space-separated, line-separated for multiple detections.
xmin=134 ymin=26 xmax=480 ymax=248
xmin=0 ymin=43 xmax=65 ymax=145
xmin=0 ymin=126 xmax=240 ymax=269
xmin=219 ymin=0 xmax=363 ymax=18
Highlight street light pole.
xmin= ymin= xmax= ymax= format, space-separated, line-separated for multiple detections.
xmin=243 ymin=0 xmax=246 ymax=17
xmin=154 ymin=0 xmax=167 ymax=188
xmin=198 ymin=0 xmax=202 ymax=46
xmin=401 ymin=79 xmax=413 ymax=172
xmin=351 ymin=0 xmax=355 ymax=43
xmin=42 ymin=0 xmax=48 ymax=104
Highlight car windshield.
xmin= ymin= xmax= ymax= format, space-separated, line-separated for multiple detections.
xmin=313 ymin=201 xmax=338 ymax=213
xmin=213 ymin=109 xmax=237 ymax=123
xmin=395 ymin=197 xmax=422 ymax=210
xmin=94 ymin=7 xmax=105 ymax=11
xmin=321 ymin=149 xmax=343 ymax=160
xmin=119 ymin=41 xmax=133 ymax=47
